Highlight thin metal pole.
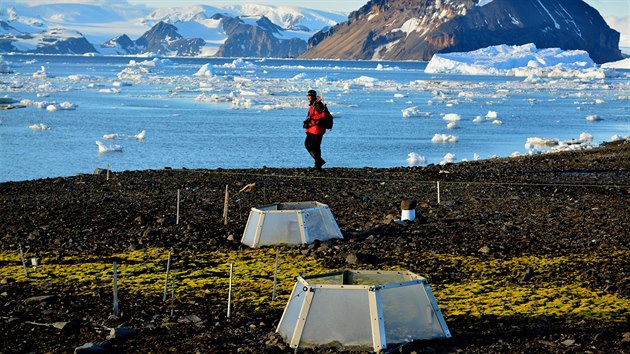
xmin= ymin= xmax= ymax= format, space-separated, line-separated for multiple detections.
xmin=227 ymin=263 xmax=233 ymax=318
xmin=176 ymin=189 xmax=180 ymax=225
xmin=163 ymin=250 xmax=172 ymax=302
xmin=170 ymin=275 xmax=176 ymax=317
xmin=113 ymin=261 xmax=119 ymax=316
xmin=223 ymin=185 xmax=229 ymax=225
xmin=106 ymin=163 xmax=110 ymax=181
xmin=272 ymin=249 xmax=279 ymax=301
xmin=18 ymin=243 xmax=28 ymax=278
xmin=437 ymin=181 xmax=441 ymax=204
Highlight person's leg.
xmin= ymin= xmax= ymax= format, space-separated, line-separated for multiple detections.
xmin=305 ymin=134 xmax=318 ymax=163
xmin=312 ymin=135 xmax=325 ymax=169
xmin=305 ymin=134 xmax=324 ymax=168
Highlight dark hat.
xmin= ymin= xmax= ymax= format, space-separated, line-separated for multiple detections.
xmin=307 ymin=89 xmax=317 ymax=97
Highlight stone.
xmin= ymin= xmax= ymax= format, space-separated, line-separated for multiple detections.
xmin=23 ymin=295 xmax=56 ymax=304
xmin=178 ymin=315 xmax=202 ymax=324
xmin=346 ymin=253 xmax=358 ymax=265
xmin=521 ymin=267 xmax=535 ymax=282
xmin=400 ymin=199 xmax=417 ymax=210
xmin=478 ymin=246 xmax=490 ymax=254
xmin=561 ymin=339 xmax=575 ymax=347
xmin=74 ymin=343 xmax=105 ymax=353
xmin=107 ymin=326 xmax=135 ymax=339
xmin=53 ymin=321 xmax=80 ymax=331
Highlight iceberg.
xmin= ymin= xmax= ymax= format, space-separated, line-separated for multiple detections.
xmin=425 ymin=43 xmax=615 ymax=79
xmin=601 ymin=58 xmax=630 ymax=69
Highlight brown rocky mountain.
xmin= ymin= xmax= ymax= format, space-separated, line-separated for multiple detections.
xmin=301 ymin=0 xmax=622 ymax=64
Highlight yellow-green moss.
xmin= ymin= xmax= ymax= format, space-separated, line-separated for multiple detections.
xmin=1 ymin=249 xmax=628 ymax=321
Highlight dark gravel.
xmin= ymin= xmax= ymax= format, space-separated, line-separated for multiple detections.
xmin=1 ymin=141 xmax=628 ymax=353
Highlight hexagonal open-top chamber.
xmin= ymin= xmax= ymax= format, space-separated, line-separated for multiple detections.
xmin=276 ymin=270 xmax=450 ymax=352
xmin=241 ymin=201 xmax=343 ymax=248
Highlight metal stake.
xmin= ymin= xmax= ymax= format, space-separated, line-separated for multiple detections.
xmin=163 ymin=250 xmax=172 ymax=302
xmin=18 ymin=243 xmax=28 ymax=278
xmin=227 ymin=263 xmax=233 ymax=318
xmin=113 ymin=261 xmax=119 ymax=316
xmin=176 ymin=189 xmax=180 ymax=225
xmin=272 ymin=249 xmax=279 ymax=301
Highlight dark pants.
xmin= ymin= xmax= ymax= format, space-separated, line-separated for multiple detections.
xmin=304 ymin=134 xmax=325 ymax=167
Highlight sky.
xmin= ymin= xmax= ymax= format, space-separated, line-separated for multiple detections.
xmin=12 ymin=0 xmax=630 ymax=47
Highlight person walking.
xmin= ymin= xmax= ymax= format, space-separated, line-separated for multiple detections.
xmin=303 ymin=89 xmax=329 ymax=170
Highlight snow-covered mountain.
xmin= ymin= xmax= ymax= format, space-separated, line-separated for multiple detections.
xmin=0 ymin=3 xmax=346 ymax=57
xmin=301 ymin=0 xmax=623 ymax=64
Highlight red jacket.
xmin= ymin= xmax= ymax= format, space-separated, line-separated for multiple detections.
xmin=305 ymin=101 xmax=327 ymax=135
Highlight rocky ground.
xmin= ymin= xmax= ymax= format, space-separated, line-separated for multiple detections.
xmin=1 ymin=141 xmax=629 ymax=353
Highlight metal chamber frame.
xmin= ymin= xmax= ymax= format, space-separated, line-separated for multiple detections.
xmin=277 ymin=270 xmax=451 ymax=352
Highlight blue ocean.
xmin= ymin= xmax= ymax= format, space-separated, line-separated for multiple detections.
xmin=0 ymin=54 xmax=628 ymax=182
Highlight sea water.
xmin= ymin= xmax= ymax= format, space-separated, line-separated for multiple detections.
xmin=0 ymin=54 xmax=628 ymax=182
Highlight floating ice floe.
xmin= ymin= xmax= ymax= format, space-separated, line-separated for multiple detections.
xmin=117 ymin=66 xmax=151 ymax=81
xmin=472 ymin=116 xmax=484 ymax=123
xmin=579 ymin=132 xmax=593 ymax=141
xmin=194 ymin=63 xmax=214 ymax=77
xmin=440 ymin=153 xmax=456 ymax=165
xmin=96 ymin=141 xmax=122 ymax=153
xmin=33 ymin=66 xmax=50 ymax=79
xmin=586 ymin=114 xmax=602 ymax=121
xmin=394 ymin=93 xmax=406 ymax=98
xmin=99 ymin=88 xmax=121 ymax=94
xmin=401 ymin=106 xmax=422 ymax=118
xmin=220 ymin=58 xmax=256 ymax=69
xmin=425 ymin=43 xmax=616 ymax=79
xmin=601 ymin=58 xmax=630 ymax=69
xmin=525 ymin=137 xmax=559 ymax=149
xmin=446 ymin=122 xmax=458 ymax=129
xmin=129 ymin=58 xmax=174 ymax=67
xmin=442 ymin=113 xmax=461 ymax=121
xmin=492 ymin=120 xmax=503 ymax=125
xmin=195 ymin=93 xmax=230 ymax=103
xmin=103 ymin=130 xmax=145 ymax=141
xmin=29 ymin=123 xmax=50 ymax=130
xmin=432 ymin=133 xmax=458 ymax=143
xmin=485 ymin=111 xmax=498 ymax=119
xmin=406 ymin=152 xmax=426 ymax=166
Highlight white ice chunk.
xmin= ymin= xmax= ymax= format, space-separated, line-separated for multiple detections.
xmin=586 ymin=114 xmax=601 ymax=121
xmin=443 ymin=113 xmax=461 ymax=121
xmin=96 ymin=141 xmax=122 ymax=153
xmin=406 ymin=152 xmax=426 ymax=165
xmin=29 ymin=123 xmax=50 ymax=130
xmin=432 ymin=133 xmax=458 ymax=143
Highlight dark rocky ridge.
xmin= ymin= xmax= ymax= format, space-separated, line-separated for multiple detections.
xmin=302 ymin=0 xmax=622 ymax=64
xmin=0 ymin=141 xmax=628 ymax=353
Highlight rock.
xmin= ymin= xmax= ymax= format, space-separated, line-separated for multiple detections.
xmin=227 ymin=234 xmax=234 ymax=242
xmin=74 ymin=343 xmax=105 ymax=353
xmin=383 ymin=214 xmax=396 ymax=224
xmin=0 ymin=278 xmax=13 ymax=284
xmin=178 ymin=315 xmax=202 ymax=324
xmin=23 ymin=295 xmax=56 ymax=304
xmin=561 ymin=339 xmax=575 ymax=347
xmin=400 ymin=199 xmax=417 ymax=210
xmin=604 ymin=284 xmax=618 ymax=292
xmin=346 ymin=253 xmax=358 ymax=265
xmin=107 ymin=326 xmax=135 ymax=339
xmin=478 ymin=246 xmax=490 ymax=254
xmin=521 ymin=267 xmax=535 ymax=282
xmin=93 ymin=168 xmax=105 ymax=176
xmin=622 ymin=332 xmax=630 ymax=343
xmin=53 ymin=320 xmax=80 ymax=331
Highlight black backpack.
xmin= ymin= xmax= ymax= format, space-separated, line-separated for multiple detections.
xmin=315 ymin=101 xmax=334 ymax=130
